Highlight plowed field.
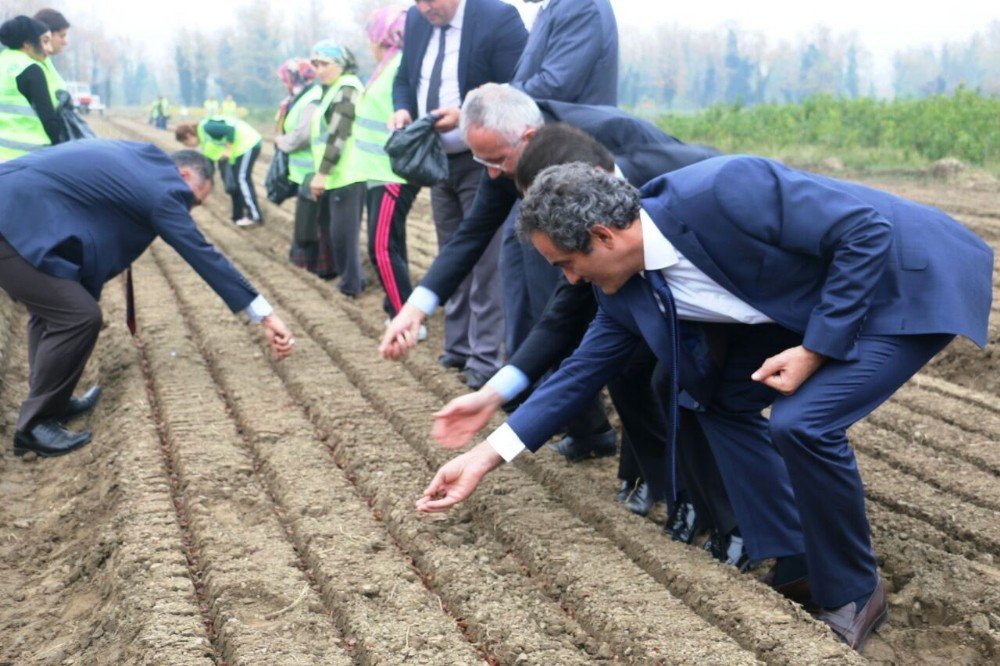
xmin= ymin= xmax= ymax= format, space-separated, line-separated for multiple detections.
xmin=1 ymin=116 xmax=997 ymax=665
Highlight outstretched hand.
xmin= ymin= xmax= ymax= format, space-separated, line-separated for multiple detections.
xmin=378 ymin=302 xmax=426 ymax=360
xmin=416 ymin=442 xmax=504 ymax=513
xmin=751 ymin=345 xmax=825 ymax=395
xmin=432 ymin=387 xmax=505 ymax=449
xmin=262 ymin=314 xmax=295 ymax=360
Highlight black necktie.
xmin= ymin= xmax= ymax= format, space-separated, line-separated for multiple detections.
xmin=646 ymin=269 xmax=680 ymax=494
xmin=425 ymin=24 xmax=450 ymax=113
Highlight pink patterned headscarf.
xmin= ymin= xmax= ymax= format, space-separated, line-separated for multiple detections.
xmin=365 ymin=4 xmax=407 ymax=84
xmin=277 ymin=58 xmax=317 ymax=96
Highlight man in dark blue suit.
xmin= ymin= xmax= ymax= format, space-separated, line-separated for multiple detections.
xmin=511 ymin=0 xmax=619 ymax=106
xmin=390 ymin=0 xmax=527 ymax=388
xmin=0 ymin=140 xmax=294 ymax=457
xmin=416 ymin=160 xmax=994 ymax=650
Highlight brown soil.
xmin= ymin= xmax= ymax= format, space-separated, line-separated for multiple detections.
xmin=0 ymin=116 xmax=997 ymax=665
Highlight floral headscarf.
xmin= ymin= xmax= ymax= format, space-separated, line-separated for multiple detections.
xmin=365 ymin=5 xmax=407 ymax=84
xmin=277 ymin=57 xmax=317 ymax=96
xmin=310 ymin=40 xmax=358 ymax=74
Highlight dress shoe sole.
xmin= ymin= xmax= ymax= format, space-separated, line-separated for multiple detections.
xmin=14 ymin=434 xmax=92 ymax=458
xmin=852 ymin=606 xmax=889 ymax=652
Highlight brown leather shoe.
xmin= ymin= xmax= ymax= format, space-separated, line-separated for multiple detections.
xmin=760 ymin=562 xmax=812 ymax=605
xmin=814 ymin=579 xmax=888 ymax=651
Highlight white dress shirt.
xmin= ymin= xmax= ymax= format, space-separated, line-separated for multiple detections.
xmin=417 ymin=0 xmax=467 ymax=154
xmin=487 ymin=207 xmax=772 ymax=463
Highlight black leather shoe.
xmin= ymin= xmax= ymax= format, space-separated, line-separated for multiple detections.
xmin=13 ymin=420 xmax=92 ymax=458
xmin=761 ymin=559 xmax=813 ymax=605
xmin=438 ymin=353 xmax=467 ymax=370
xmin=626 ymin=481 xmax=656 ymax=516
xmin=814 ymin=579 xmax=888 ymax=651
xmin=59 ymin=385 xmax=101 ymax=421
xmin=615 ymin=479 xmax=635 ymax=503
xmin=704 ymin=529 xmax=751 ymax=572
xmin=463 ymin=368 xmax=490 ymax=390
xmin=549 ymin=428 xmax=617 ymax=462
xmin=664 ymin=499 xmax=699 ymax=543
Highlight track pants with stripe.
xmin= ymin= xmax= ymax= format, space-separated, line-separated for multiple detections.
xmin=366 ymin=183 xmax=419 ymax=316
xmin=229 ymin=143 xmax=262 ymax=222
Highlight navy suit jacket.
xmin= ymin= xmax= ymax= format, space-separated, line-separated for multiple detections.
xmin=506 ymin=155 xmax=994 ymax=450
xmin=511 ymin=0 xmax=619 ymax=105
xmin=392 ymin=0 xmax=527 ymax=117
xmin=418 ymin=101 xmax=719 ymax=302
xmin=0 ymin=140 xmax=257 ymax=310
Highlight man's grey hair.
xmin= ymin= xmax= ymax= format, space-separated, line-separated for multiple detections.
xmin=171 ymin=149 xmax=215 ymax=183
xmin=460 ymin=83 xmax=544 ymax=144
xmin=517 ymin=162 xmax=641 ymax=253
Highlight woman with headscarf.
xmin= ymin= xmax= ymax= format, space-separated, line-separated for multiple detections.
xmin=358 ymin=5 xmax=422 ymax=331
xmin=274 ymin=58 xmax=331 ymax=276
xmin=0 ymin=16 xmax=60 ymax=162
xmin=308 ymin=41 xmax=366 ymax=298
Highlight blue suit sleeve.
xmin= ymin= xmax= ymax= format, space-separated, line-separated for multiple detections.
xmin=713 ymin=157 xmax=893 ymax=360
xmin=150 ymin=192 xmax=259 ymax=313
xmin=513 ymin=3 xmax=604 ymax=101
xmin=506 ymin=306 xmax=639 ymax=451
xmin=417 ymin=172 xmax=518 ymax=302
xmin=489 ymin=4 xmax=529 ymax=83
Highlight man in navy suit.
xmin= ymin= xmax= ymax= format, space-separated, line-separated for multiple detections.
xmin=416 ymin=160 xmax=993 ymax=650
xmin=0 ymin=140 xmax=294 ymax=457
xmin=390 ymin=0 xmax=527 ymax=389
xmin=511 ymin=0 xmax=619 ymax=105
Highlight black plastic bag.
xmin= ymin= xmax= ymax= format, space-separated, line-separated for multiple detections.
xmin=265 ymin=150 xmax=298 ymax=204
xmin=218 ymin=159 xmax=239 ymax=195
xmin=55 ymin=90 xmax=95 ymax=141
xmin=384 ymin=113 xmax=448 ymax=186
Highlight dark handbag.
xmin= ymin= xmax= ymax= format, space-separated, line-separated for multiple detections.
xmin=218 ymin=159 xmax=238 ymax=195
xmin=383 ymin=113 xmax=448 ymax=186
xmin=55 ymin=90 xmax=95 ymax=141
xmin=265 ymin=150 xmax=298 ymax=204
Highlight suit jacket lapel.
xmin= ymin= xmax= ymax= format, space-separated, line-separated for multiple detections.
xmin=457 ymin=0 xmax=478 ymax=98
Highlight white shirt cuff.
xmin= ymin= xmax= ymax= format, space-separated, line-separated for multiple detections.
xmin=408 ymin=286 xmax=440 ymax=316
xmin=487 ymin=422 xmax=526 ymax=462
xmin=245 ymin=295 xmax=273 ymax=323
xmin=485 ymin=365 xmax=531 ymax=402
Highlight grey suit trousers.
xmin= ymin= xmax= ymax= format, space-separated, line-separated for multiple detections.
xmin=430 ymin=152 xmax=504 ymax=376
xmin=0 ymin=235 xmax=102 ymax=431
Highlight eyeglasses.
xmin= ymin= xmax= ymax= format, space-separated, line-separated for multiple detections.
xmin=471 ymin=135 xmax=523 ymax=171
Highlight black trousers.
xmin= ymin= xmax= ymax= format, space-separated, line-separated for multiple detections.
xmin=0 ymin=235 xmax=102 ymax=431
xmin=229 ymin=143 xmax=262 ymax=222
xmin=367 ymin=183 xmax=419 ymax=317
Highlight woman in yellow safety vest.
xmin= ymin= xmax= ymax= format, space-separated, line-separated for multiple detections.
xmin=174 ymin=116 xmax=264 ymax=227
xmin=32 ymin=9 xmax=70 ymax=107
xmin=274 ymin=58 xmax=332 ymax=277
xmin=308 ymin=40 xmax=367 ymax=298
xmin=359 ymin=5 xmax=421 ymax=323
xmin=0 ymin=16 xmax=61 ymax=162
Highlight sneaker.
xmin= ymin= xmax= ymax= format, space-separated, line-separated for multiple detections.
xmin=235 ymin=217 xmax=259 ymax=227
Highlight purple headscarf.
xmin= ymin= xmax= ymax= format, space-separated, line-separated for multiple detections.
xmin=365 ymin=4 xmax=407 ymax=84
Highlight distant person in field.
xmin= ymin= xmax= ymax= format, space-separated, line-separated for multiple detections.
xmin=32 ymin=8 xmax=71 ymax=106
xmin=0 ymin=141 xmax=295 ymax=458
xmin=418 ymin=159 xmax=994 ymax=652
xmin=203 ymin=94 xmax=219 ymax=116
xmin=220 ymin=94 xmax=237 ymax=116
xmin=175 ymin=116 xmax=264 ymax=227
xmin=151 ymin=94 xmax=170 ymax=130
xmin=274 ymin=57 xmax=332 ymax=277
xmin=0 ymin=16 xmax=61 ymax=162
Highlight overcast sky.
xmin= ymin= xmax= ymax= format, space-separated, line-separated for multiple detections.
xmin=66 ymin=0 xmax=1000 ymax=89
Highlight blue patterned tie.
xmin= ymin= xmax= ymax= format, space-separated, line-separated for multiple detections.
xmin=646 ymin=269 xmax=680 ymax=497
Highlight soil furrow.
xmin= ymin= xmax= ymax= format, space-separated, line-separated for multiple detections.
xmin=131 ymin=253 xmax=352 ymax=665
xmin=148 ymin=244 xmax=493 ymax=665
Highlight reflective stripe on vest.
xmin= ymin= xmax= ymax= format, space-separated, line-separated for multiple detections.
xmin=0 ymin=49 xmax=51 ymax=161
xmin=282 ymin=84 xmax=322 ymax=184
xmin=310 ymin=73 xmax=365 ymax=191
xmin=349 ymin=53 xmax=405 ymax=185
